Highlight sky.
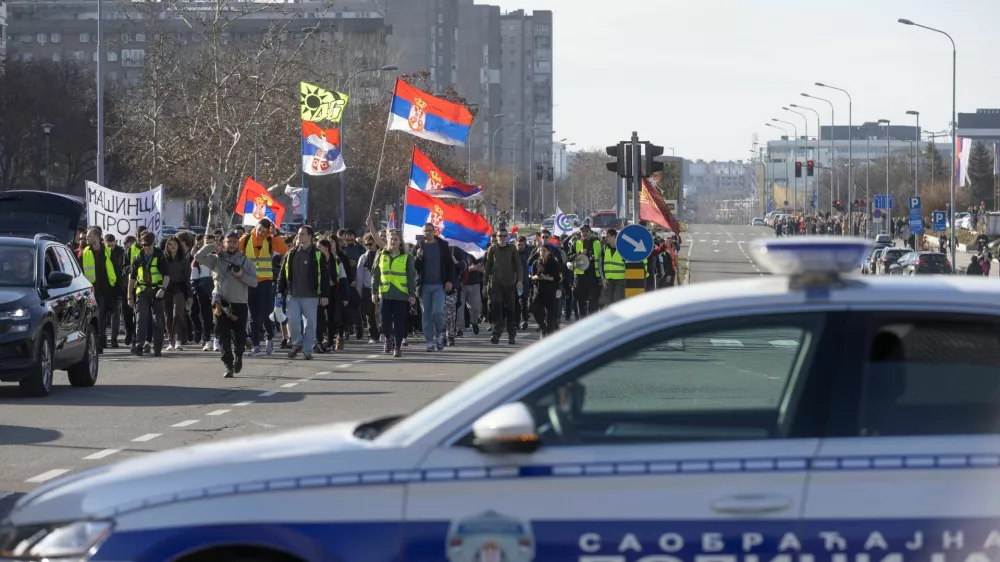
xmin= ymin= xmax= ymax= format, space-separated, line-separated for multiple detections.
xmin=477 ymin=0 xmax=999 ymax=162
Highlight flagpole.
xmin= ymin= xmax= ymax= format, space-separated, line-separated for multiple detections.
xmin=368 ymin=82 xmax=398 ymax=222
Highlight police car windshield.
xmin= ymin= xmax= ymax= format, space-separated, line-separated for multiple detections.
xmin=0 ymin=245 xmax=36 ymax=287
xmin=376 ymin=310 xmax=631 ymax=446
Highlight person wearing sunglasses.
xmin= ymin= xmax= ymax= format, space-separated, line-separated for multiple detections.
xmin=127 ymin=232 xmax=170 ymax=357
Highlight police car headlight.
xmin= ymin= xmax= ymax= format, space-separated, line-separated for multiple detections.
xmin=0 ymin=520 xmax=113 ymax=560
xmin=0 ymin=309 xmax=29 ymax=321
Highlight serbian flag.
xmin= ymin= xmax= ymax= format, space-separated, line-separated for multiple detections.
xmin=640 ymin=178 xmax=682 ymax=236
xmin=408 ymin=147 xmax=482 ymax=199
xmin=388 ymin=78 xmax=473 ymax=147
xmin=302 ymin=121 xmax=345 ymax=176
xmin=403 ymin=187 xmax=492 ymax=257
xmin=235 ymin=177 xmax=286 ymax=228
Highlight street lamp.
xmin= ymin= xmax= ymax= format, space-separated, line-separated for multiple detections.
xmin=42 ymin=123 xmax=53 ymax=192
xmin=801 ymin=92 xmax=838 ymax=205
xmin=529 ymin=129 xmax=554 ymax=222
xmin=878 ymin=119 xmax=892 ymax=233
xmin=512 ymin=171 xmax=527 ymax=223
xmin=899 ymin=17 xmax=956 ymax=269
xmin=791 ymin=103 xmax=827 ymax=213
xmin=339 ymin=65 xmax=398 ymax=228
xmin=783 ymin=107 xmax=810 ymax=211
xmin=550 ymin=138 xmax=569 ymax=213
xmin=511 ymin=125 xmax=536 ymax=220
xmin=814 ymin=83 xmax=853 ymax=216
xmin=906 ymin=110 xmax=920 ymax=197
xmin=773 ymin=118 xmax=798 ymax=212
xmin=766 ymin=122 xmax=792 ymax=210
xmin=491 ymin=119 xmax=517 ymax=170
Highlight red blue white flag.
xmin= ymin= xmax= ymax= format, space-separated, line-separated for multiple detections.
xmin=403 ymin=187 xmax=491 ymax=256
xmin=388 ymin=78 xmax=473 ymax=147
xmin=408 ymin=146 xmax=482 ymax=200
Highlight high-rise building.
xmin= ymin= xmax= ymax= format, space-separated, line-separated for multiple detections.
xmin=0 ymin=1 xmax=7 ymax=62
xmin=498 ymin=9 xmax=553 ymax=214
xmin=456 ymin=0 xmax=501 ymax=163
xmin=3 ymin=1 xmax=386 ymax=85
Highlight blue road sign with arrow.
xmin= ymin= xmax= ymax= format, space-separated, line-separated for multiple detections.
xmin=616 ymin=224 xmax=653 ymax=263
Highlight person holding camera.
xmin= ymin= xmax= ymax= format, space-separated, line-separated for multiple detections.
xmin=194 ymin=231 xmax=257 ymax=377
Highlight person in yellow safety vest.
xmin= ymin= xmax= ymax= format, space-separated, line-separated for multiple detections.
xmin=371 ymin=230 xmax=417 ymax=358
xmin=570 ymin=225 xmax=602 ymax=318
xmin=239 ymin=218 xmax=289 ymax=357
xmin=599 ymin=227 xmax=646 ymax=305
xmin=127 ymin=231 xmax=170 ymax=357
xmin=81 ymin=227 xmax=119 ymax=354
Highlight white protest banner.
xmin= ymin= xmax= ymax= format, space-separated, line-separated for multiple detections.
xmin=86 ymin=182 xmax=164 ymax=241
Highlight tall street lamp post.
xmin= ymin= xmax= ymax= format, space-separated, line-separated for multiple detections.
xmin=791 ymin=103 xmax=827 ymax=213
xmin=878 ymin=119 xmax=892 ymax=233
xmin=783 ymin=107 xmax=810 ymax=212
xmin=42 ymin=123 xmax=53 ymax=192
xmin=815 ymin=84 xmax=852 ymax=220
xmin=528 ymin=129 xmax=554 ymax=223
xmin=766 ymin=122 xmax=792 ymax=210
xmin=801 ymin=93 xmax=838 ymax=205
xmin=899 ymin=18 xmax=956 ymax=270
xmin=491 ymin=119 xmax=517 ymax=171
xmin=774 ymin=118 xmax=799 ymax=212
xmin=339 ymin=65 xmax=398 ymax=228
xmin=906 ymin=110 xmax=920 ymax=197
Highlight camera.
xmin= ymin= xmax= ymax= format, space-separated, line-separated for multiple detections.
xmin=228 ymin=263 xmax=241 ymax=273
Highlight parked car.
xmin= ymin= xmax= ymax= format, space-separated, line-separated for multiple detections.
xmin=0 ymin=190 xmax=87 ymax=245
xmin=877 ymin=248 xmax=911 ymax=275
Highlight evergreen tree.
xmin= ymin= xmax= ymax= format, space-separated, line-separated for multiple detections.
xmin=922 ymin=142 xmax=947 ymax=183
xmin=967 ymin=141 xmax=995 ymax=207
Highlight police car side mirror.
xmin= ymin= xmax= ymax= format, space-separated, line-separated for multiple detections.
xmin=471 ymin=402 xmax=540 ymax=455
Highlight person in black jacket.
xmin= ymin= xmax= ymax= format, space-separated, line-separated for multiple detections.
xmin=104 ymin=233 xmax=126 ymax=348
xmin=276 ymin=225 xmax=332 ymax=360
xmin=413 ymin=225 xmax=455 ymax=352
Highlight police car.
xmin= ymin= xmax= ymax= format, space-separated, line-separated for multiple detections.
xmin=5 ymin=237 xmax=1000 ymax=562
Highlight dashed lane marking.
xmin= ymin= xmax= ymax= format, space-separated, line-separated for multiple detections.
xmin=367 ymin=355 xmax=380 ymax=359
xmin=172 ymin=420 xmax=200 ymax=427
xmin=82 ymin=448 xmax=122 ymax=460
xmin=234 ymin=401 xmax=254 ymax=406
xmin=132 ymin=433 xmax=161 ymax=443
xmin=354 ymin=360 xmax=365 ymax=364
xmin=315 ymin=371 xmax=332 ymax=375
xmin=297 ymin=378 xmax=311 ymax=382
xmin=259 ymin=390 xmax=278 ymax=397
xmin=25 ymin=469 xmax=71 ymax=483
xmin=280 ymin=383 xmax=298 ymax=388
xmin=336 ymin=363 xmax=352 ymax=368
xmin=206 ymin=409 xmax=230 ymax=416
xmin=709 ymin=339 xmax=744 ymax=348
xmin=769 ymin=340 xmax=798 ymax=348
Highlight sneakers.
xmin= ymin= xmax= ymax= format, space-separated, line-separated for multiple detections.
xmin=303 ymin=352 xmax=313 ymax=360
xmin=368 ymin=338 xmax=379 ymax=345
xmin=174 ymin=344 xmax=184 ymax=351
xmin=393 ymin=349 xmax=402 ymax=358
xmin=448 ymin=336 xmax=455 ymax=346
xmin=249 ymin=346 xmax=263 ymax=357
xmin=143 ymin=342 xmax=152 ymax=353
xmin=131 ymin=346 xmax=144 ymax=357
xmin=212 ymin=338 xmax=220 ymax=352
xmin=201 ymin=341 xmax=212 ymax=352
xmin=335 ymin=335 xmax=344 ymax=351
xmin=383 ymin=341 xmax=393 ymax=354
xmin=224 ymin=366 xmax=234 ymax=378
xmin=436 ymin=335 xmax=444 ymax=351
xmin=472 ymin=324 xmax=480 ymax=335
xmin=265 ymin=339 xmax=274 ymax=356
xmin=280 ymin=338 xmax=289 ymax=349
xmin=508 ymin=336 xmax=516 ymax=345
xmin=402 ymin=338 xmax=409 ymax=347
xmin=287 ymin=345 xmax=302 ymax=359
xmin=490 ymin=334 xmax=500 ymax=345
xmin=234 ymin=355 xmax=243 ymax=374
xmin=426 ymin=343 xmax=435 ymax=352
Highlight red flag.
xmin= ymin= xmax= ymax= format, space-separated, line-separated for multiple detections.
xmin=235 ymin=177 xmax=286 ymax=228
xmin=640 ymin=178 xmax=682 ymax=237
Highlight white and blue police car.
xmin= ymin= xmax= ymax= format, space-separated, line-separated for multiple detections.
xmin=4 ymin=237 xmax=1000 ymax=562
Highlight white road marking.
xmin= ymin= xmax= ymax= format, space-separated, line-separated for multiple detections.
xmin=709 ymin=339 xmax=744 ymax=347
xmin=769 ymin=340 xmax=798 ymax=348
xmin=132 ymin=433 xmax=161 ymax=442
xmin=367 ymin=355 xmax=380 ymax=359
xmin=25 ymin=469 xmax=70 ymax=483
xmin=297 ymin=378 xmax=311 ymax=382
xmin=259 ymin=390 xmax=278 ymax=397
xmin=171 ymin=419 xmax=200 ymax=427
xmin=280 ymin=383 xmax=298 ymax=388
xmin=234 ymin=401 xmax=254 ymax=406
xmin=206 ymin=409 xmax=231 ymax=416
xmin=336 ymin=363 xmax=352 ymax=368
xmin=82 ymin=448 xmax=121 ymax=460
xmin=315 ymin=371 xmax=332 ymax=375
xmin=354 ymin=360 xmax=365 ymax=363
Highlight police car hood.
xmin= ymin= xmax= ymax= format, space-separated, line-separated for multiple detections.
xmin=8 ymin=420 xmax=404 ymax=524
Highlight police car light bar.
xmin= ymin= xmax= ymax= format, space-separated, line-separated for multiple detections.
xmin=749 ymin=237 xmax=872 ymax=278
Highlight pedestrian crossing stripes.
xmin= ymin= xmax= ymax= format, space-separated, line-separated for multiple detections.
xmin=666 ymin=338 xmax=801 ymax=350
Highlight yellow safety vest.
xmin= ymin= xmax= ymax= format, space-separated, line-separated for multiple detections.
xmin=129 ymin=244 xmax=141 ymax=263
xmin=242 ymin=234 xmax=274 ymax=281
xmin=378 ymin=252 xmax=408 ymax=295
xmin=82 ymin=246 xmax=117 ymax=287
xmin=574 ymin=239 xmax=601 ymax=275
xmin=283 ymin=249 xmax=323 ymax=295
xmin=135 ymin=254 xmax=163 ymax=294
xmin=602 ymin=247 xmax=625 ymax=280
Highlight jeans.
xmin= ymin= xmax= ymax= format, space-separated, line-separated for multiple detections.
xmin=248 ymin=280 xmax=275 ymax=346
xmin=286 ymin=296 xmax=319 ymax=352
xmin=217 ymin=302 xmax=248 ymax=368
xmin=419 ymin=284 xmax=446 ymax=343
xmin=135 ymin=290 xmax=164 ymax=352
xmin=489 ymin=284 xmax=517 ymax=337
xmin=380 ymin=298 xmax=408 ymax=349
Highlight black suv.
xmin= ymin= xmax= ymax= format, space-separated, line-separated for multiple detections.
xmin=0 ymin=234 xmax=99 ymax=396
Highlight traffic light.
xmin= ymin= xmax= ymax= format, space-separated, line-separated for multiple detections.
xmin=795 ymin=162 xmax=802 ymax=178
xmin=546 ymin=166 xmax=554 ymax=182
xmin=536 ymin=164 xmax=544 ymax=180
xmin=807 ymin=160 xmax=815 ymax=177
xmin=644 ymin=142 xmax=665 ymax=176
xmin=834 ymin=200 xmax=842 ymax=212
xmin=605 ymin=142 xmax=631 ymax=178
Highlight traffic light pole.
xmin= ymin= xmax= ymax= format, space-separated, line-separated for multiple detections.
xmin=632 ymin=132 xmax=641 ymax=223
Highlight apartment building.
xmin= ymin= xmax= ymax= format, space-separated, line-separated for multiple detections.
xmin=497 ymin=9 xmax=553 ymax=206
xmin=4 ymin=0 xmax=386 ymax=86
xmin=0 ymin=1 xmax=7 ymax=62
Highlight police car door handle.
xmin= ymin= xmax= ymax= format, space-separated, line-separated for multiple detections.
xmin=710 ymin=494 xmax=792 ymax=515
